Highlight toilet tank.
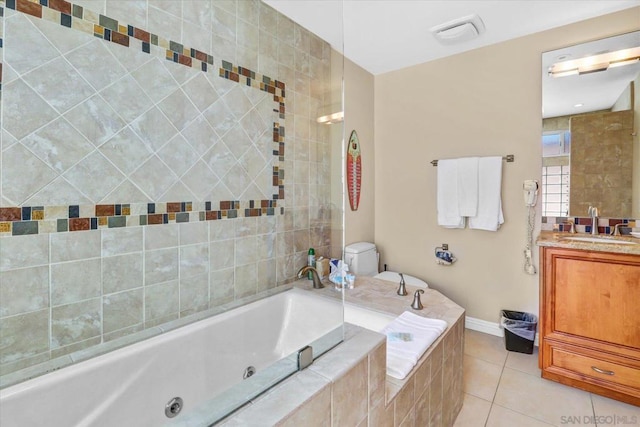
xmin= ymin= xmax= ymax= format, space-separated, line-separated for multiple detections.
xmin=344 ymin=242 xmax=379 ymax=276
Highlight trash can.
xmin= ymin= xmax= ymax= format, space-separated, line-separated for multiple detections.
xmin=500 ymin=310 xmax=537 ymax=354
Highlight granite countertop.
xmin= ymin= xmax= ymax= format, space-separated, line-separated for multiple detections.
xmin=293 ymin=276 xmax=465 ymax=329
xmin=536 ymin=230 xmax=640 ymax=255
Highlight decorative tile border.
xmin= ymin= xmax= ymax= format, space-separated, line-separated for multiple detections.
xmin=1 ymin=0 xmax=289 ymax=236
xmin=0 ymin=200 xmax=283 ymax=236
xmin=542 ymin=216 xmax=637 ymax=234
xmin=2 ymin=0 xmax=287 ymax=105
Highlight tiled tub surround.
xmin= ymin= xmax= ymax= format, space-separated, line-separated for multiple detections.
xmin=0 ymin=0 xmax=338 ymax=374
xmin=219 ymin=278 xmax=465 ymax=426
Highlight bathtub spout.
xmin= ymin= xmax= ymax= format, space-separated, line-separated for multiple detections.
xmin=297 ymin=266 xmax=324 ymax=289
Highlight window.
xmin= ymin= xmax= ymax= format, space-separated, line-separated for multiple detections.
xmin=541 ymin=131 xmax=570 ymax=217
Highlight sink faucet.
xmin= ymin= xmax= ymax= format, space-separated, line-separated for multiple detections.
xmin=297 ymin=266 xmax=324 ymax=289
xmin=588 ymin=206 xmax=599 ymax=235
xmin=611 ymin=223 xmax=625 ymax=236
xmin=564 ymin=220 xmax=576 ymax=234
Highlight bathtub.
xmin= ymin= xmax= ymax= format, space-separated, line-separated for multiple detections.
xmin=0 ymin=288 xmax=344 ymax=427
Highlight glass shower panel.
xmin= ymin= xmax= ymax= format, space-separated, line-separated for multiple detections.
xmin=0 ymin=0 xmax=344 ymax=424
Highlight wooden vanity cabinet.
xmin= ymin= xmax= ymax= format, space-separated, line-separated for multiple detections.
xmin=539 ymin=246 xmax=640 ymax=406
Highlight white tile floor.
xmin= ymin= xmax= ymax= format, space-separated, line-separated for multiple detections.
xmin=454 ymin=330 xmax=640 ymax=427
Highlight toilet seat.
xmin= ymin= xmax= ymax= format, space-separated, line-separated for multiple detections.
xmin=373 ymin=271 xmax=429 ymax=288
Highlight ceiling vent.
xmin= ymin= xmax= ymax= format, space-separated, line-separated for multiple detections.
xmin=431 ymin=14 xmax=485 ymax=45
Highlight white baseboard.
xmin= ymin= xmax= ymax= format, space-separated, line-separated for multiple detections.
xmin=465 ymin=316 xmax=503 ymax=337
xmin=465 ymin=316 xmax=539 ymax=347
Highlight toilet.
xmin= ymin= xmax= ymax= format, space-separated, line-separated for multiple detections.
xmin=344 ymin=242 xmax=429 ymax=288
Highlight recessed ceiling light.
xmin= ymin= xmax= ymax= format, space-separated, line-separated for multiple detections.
xmin=574 ymin=103 xmax=584 ymax=108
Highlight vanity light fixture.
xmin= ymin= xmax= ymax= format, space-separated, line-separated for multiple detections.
xmin=548 ymin=46 xmax=640 ymax=78
xmin=316 ymin=111 xmax=344 ymax=125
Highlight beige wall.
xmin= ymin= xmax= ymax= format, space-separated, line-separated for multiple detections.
xmin=344 ymin=58 xmax=376 ymax=246
xmin=373 ymin=8 xmax=640 ymax=323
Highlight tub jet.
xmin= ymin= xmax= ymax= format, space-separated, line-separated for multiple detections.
xmin=165 ymin=397 xmax=183 ymax=418
xmin=243 ymin=366 xmax=256 ymax=379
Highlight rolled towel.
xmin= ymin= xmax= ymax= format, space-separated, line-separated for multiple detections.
xmin=381 ymin=312 xmax=448 ymax=379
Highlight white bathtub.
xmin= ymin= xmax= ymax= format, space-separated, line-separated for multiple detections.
xmin=344 ymin=303 xmax=395 ymax=332
xmin=0 ymin=288 xmax=344 ymax=427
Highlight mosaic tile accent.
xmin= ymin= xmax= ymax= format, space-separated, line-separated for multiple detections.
xmin=541 ymin=216 xmax=638 ymax=234
xmin=0 ymin=200 xmax=279 ymax=236
xmin=1 ymin=0 xmax=289 ymax=234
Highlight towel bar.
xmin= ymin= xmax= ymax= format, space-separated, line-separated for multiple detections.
xmin=431 ymin=154 xmax=514 ymax=167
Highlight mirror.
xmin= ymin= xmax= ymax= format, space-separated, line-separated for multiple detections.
xmin=541 ymin=31 xmax=640 ymax=218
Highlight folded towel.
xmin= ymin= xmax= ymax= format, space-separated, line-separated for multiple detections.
xmin=457 ymin=157 xmax=479 ymax=217
xmin=381 ymin=312 xmax=448 ymax=379
xmin=386 ymin=352 xmax=417 ymax=380
xmin=437 ymin=159 xmax=464 ymax=228
xmin=469 ymin=156 xmax=504 ymax=231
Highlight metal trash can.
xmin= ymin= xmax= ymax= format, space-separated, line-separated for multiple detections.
xmin=500 ymin=310 xmax=537 ymax=354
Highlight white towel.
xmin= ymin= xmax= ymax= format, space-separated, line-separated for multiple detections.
xmin=457 ymin=157 xmax=479 ymax=217
xmin=469 ymin=156 xmax=504 ymax=231
xmin=437 ymin=159 xmax=464 ymax=228
xmin=381 ymin=312 xmax=448 ymax=379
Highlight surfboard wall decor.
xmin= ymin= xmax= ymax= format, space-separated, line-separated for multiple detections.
xmin=347 ymin=130 xmax=362 ymax=211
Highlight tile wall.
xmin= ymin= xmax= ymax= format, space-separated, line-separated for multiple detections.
xmin=570 ymin=110 xmax=634 ymax=217
xmin=0 ymin=0 xmax=341 ymax=375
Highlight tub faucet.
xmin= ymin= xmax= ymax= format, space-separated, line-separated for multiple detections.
xmin=411 ymin=289 xmax=424 ymax=310
xmin=297 ymin=266 xmax=324 ymax=289
xmin=397 ymin=273 xmax=408 ymax=296
xmin=588 ymin=206 xmax=599 ymax=235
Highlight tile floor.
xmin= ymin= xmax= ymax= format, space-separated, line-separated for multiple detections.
xmin=454 ymin=330 xmax=640 ymax=427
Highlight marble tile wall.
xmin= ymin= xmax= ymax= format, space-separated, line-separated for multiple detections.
xmin=569 ymin=110 xmax=634 ymax=218
xmin=0 ymin=0 xmax=339 ymax=375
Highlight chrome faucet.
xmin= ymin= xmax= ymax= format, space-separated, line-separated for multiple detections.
xmin=564 ymin=220 xmax=576 ymax=234
xmin=397 ymin=273 xmax=407 ymax=296
xmin=611 ymin=223 xmax=625 ymax=236
xmin=411 ymin=289 xmax=424 ymax=310
xmin=297 ymin=266 xmax=324 ymax=289
xmin=588 ymin=206 xmax=599 ymax=235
